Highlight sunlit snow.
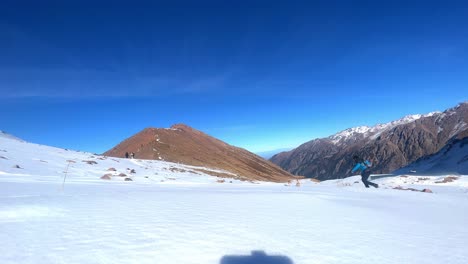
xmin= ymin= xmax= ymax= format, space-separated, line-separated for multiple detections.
xmin=1 ymin=132 xmax=467 ymax=264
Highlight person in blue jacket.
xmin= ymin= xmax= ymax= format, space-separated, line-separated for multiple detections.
xmin=351 ymin=155 xmax=379 ymax=188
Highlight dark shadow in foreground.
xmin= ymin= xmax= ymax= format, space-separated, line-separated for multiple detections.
xmin=220 ymin=250 xmax=294 ymax=264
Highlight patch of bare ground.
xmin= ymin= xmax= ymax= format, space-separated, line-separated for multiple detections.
xmin=416 ymin=177 xmax=430 ymax=183
xmin=169 ymin=167 xmax=187 ymax=173
xmin=82 ymin=160 xmax=98 ymax=165
xmin=192 ymin=168 xmax=240 ymax=179
xmin=284 ymin=179 xmax=305 ymax=187
xmin=0 ymin=156 xmax=7 ymax=160
xmin=393 ymin=186 xmax=433 ymax=193
xmin=435 ymin=176 xmax=459 ymax=183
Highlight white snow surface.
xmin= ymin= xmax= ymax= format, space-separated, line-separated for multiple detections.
xmin=1 ymin=135 xmax=468 ymax=264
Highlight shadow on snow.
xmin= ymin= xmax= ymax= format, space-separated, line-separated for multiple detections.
xmin=220 ymin=250 xmax=294 ymax=264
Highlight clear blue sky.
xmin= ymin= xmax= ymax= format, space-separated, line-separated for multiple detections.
xmin=1 ymin=1 xmax=467 ymax=153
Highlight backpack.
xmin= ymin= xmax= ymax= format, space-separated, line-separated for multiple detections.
xmin=363 ymin=160 xmax=372 ymax=168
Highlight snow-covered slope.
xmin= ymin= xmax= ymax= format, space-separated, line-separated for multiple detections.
xmin=0 ymin=130 xmax=24 ymax=142
xmin=321 ymin=174 xmax=468 ymax=193
xmin=0 ymin=132 xmax=241 ymax=185
xmin=1 ymin=133 xmax=468 ymax=264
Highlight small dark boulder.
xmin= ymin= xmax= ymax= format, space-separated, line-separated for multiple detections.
xmin=101 ymin=174 xmax=112 ymax=180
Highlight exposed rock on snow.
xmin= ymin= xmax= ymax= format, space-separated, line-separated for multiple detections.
xmin=101 ymin=174 xmax=112 ymax=180
xmin=435 ymin=176 xmax=459 ymax=183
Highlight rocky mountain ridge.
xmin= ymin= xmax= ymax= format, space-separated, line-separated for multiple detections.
xmin=270 ymin=102 xmax=468 ymax=180
xmin=394 ymin=129 xmax=468 ymax=175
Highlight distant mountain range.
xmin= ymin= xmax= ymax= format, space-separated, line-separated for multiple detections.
xmin=270 ymin=102 xmax=468 ymax=180
xmin=104 ymin=124 xmax=295 ymax=182
xmin=256 ymin=148 xmax=294 ymax=160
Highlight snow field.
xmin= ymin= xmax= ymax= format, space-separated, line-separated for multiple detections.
xmin=1 ymin=132 xmax=468 ymax=263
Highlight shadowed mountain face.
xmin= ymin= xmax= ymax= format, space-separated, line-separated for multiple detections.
xmin=271 ymin=102 xmax=468 ymax=180
xmin=394 ymin=129 xmax=468 ymax=175
xmin=104 ymin=124 xmax=295 ymax=182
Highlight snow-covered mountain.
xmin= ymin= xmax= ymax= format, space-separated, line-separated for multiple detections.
xmin=271 ymin=102 xmax=468 ymax=180
xmin=328 ymin=112 xmax=441 ymax=145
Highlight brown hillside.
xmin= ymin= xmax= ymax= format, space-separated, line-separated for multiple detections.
xmin=104 ymin=124 xmax=296 ymax=182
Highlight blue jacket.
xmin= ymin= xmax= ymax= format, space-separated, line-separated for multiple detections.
xmin=352 ymin=160 xmax=372 ymax=173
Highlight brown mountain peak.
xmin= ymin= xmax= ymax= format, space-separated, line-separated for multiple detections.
xmin=171 ymin=123 xmax=191 ymax=129
xmin=170 ymin=123 xmax=197 ymax=133
xmin=104 ymin=125 xmax=295 ymax=182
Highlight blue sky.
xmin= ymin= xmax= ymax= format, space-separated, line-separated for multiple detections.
xmin=1 ymin=1 xmax=467 ymax=154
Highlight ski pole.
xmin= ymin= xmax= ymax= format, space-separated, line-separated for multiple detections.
xmin=62 ymin=161 xmax=71 ymax=191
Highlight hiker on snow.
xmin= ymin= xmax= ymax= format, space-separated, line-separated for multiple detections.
xmin=351 ymin=155 xmax=378 ymax=188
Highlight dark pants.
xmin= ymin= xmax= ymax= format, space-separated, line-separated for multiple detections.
xmin=361 ymin=170 xmax=378 ymax=188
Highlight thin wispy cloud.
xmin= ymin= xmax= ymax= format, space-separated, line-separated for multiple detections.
xmin=0 ymin=67 xmax=235 ymax=99
xmin=0 ymin=22 xmax=238 ymax=99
